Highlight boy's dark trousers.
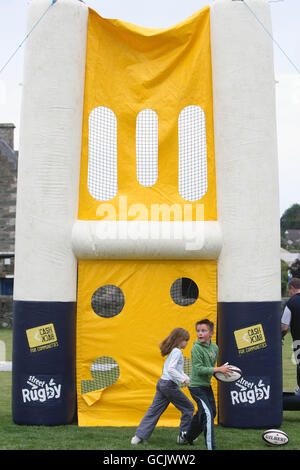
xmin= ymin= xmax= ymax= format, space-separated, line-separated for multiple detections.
xmin=186 ymin=385 xmax=216 ymax=450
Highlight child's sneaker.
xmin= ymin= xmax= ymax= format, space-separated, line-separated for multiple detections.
xmin=131 ymin=435 xmax=144 ymax=445
xmin=177 ymin=431 xmax=193 ymax=445
xmin=177 ymin=431 xmax=187 ymax=444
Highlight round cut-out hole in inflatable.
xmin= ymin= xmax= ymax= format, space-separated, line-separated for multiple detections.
xmin=170 ymin=278 xmax=198 ymax=306
xmin=81 ymin=356 xmax=120 ymax=394
xmin=91 ymin=285 xmax=125 ymax=318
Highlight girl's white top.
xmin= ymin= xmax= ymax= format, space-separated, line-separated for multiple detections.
xmin=161 ymin=347 xmax=189 ymax=385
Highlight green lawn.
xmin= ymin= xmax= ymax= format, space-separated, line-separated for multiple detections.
xmin=0 ymin=328 xmax=299 ymax=451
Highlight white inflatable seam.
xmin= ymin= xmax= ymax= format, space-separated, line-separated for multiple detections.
xmin=72 ymin=220 xmax=223 ymax=260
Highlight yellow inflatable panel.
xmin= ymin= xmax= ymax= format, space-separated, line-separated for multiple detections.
xmin=76 ymin=6 xmax=218 ymax=427
xmin=77 ymin=259 xmax=217 ymax=426
xmin=78 ymin=6 xmax=216 ymax=221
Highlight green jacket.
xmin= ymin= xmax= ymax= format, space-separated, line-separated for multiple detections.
xmin=189 ymin=340 xmax=218 ymax=387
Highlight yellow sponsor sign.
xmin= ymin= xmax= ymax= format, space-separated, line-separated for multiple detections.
xmin=234 ymin=324 xmax=267 ymax=354
xmin=26 ymin=323 xmax=58 ymax=353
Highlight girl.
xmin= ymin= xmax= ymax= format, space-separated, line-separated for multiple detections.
xmin=131 ymin=327 xmax=194 ymax=445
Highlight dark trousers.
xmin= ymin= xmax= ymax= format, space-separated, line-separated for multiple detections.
xmin=186 ymin=385 xmax=216 ymax=450
xmin=135 ymin=378 xmax=194 ymax=440
xmin=296 ymin=358 xmax=300 ymax=388
xmin=292 ymin=342 xmax=300 ymax=388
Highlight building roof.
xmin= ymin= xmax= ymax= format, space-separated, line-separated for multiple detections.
xmin=284 ymin=229 xmax=300 ymax=242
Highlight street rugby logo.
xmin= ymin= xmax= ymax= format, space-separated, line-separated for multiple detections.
xmin=26 ymin=323 xmax=58 ymax=353
xmin=230 ymin=376 xmax=271 ymax=407
xmin=22 ymin=375 xmax=62 ymax=405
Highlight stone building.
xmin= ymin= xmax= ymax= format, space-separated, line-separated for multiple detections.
xmin=0 ymin=124 xmax=17 ymax=252
xmin=0 ymin=123 xmax=18 ymax=326
xmin=284 ymin=229 xmax=300 ymax=250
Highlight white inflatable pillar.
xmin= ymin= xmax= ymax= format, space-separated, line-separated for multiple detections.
xmin=12 ymin=0 xmax=88 ymax=425
xmin=211 ymin=0 xmax=282 ymax=427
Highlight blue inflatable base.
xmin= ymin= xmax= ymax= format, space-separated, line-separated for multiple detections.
xmin=217 ymin=301 xmax=282 ymax=428
xmin=12 ymin=300 xmax=77 ymax=425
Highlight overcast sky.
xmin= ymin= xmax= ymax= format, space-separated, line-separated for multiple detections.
xmin=0 ymin=0 xmax=299 ymax=216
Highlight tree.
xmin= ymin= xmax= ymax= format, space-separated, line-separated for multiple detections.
xmin=281 ymin=260 xmax=289 ymax=296
xmin=280 ymin=203 xmax=300 ymax=233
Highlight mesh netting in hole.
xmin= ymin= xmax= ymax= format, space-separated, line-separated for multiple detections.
xmin=88 ymin=106 xmax=118 ymax=201
xmin=170 ymin=277 xmax=199 ymax=306
xmin=91 ymin=284 xmax=125 ymax=318
xmin=178 ymin=105 xmax=207 ymax=202
xmin=179 ymin=357 xmax=192 ymax=388
xmin=81 ymin=356 xmax=120 ymax=394
xmin=136 ymin=109 xmax=158 ymax=187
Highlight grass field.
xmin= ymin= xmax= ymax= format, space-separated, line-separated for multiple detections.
xmin=0 ymin=328 xmax=299 ymax=451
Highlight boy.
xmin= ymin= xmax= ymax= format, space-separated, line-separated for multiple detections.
xmin=281 ymin=277 xmax=300 ymax=394
xmin=178 ymin=319 xmax=232 ymax=450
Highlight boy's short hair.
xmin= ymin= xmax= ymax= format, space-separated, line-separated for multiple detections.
xmin=195 ymin=319 xmax=214 ymax=331
xmin=288 ymin=277 xmax=300 ymax=290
